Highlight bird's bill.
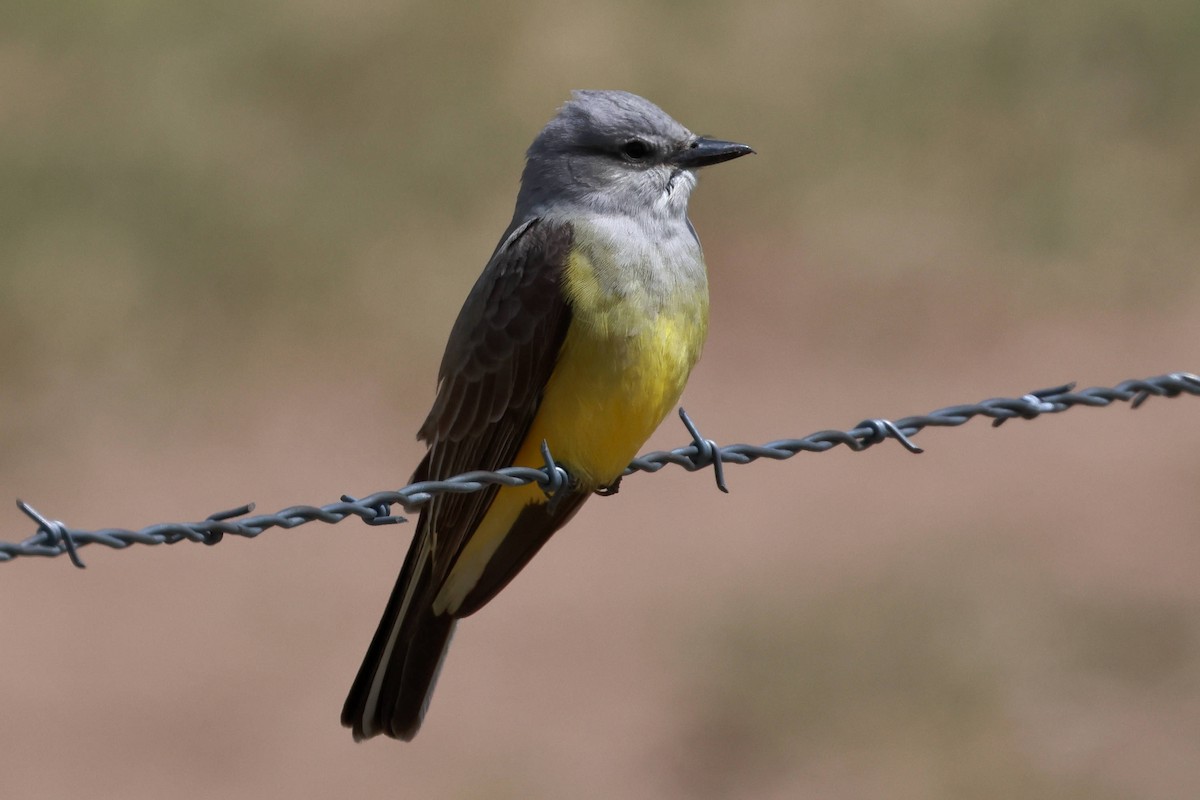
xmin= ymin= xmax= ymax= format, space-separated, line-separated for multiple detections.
xmin=672 ymin=137 xmax=755 ymax=169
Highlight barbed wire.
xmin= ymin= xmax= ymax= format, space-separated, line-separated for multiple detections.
xmin=4 ymin=371 xmax=1197 ymax=568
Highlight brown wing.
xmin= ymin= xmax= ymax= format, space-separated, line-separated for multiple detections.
xmin=342 ymin=218 xmax=575 ymax=740
xmin=413 ymin=217 xmax=575 ymax=578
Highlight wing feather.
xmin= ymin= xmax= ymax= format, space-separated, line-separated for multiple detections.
xmin=344 ymin=218 xmax=577 ymax=739
xmin=415 ymin=218 xmax=574 ymax=581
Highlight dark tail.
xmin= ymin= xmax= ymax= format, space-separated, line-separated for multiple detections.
xmin=342 ymin=486 xmax=590 ymax=740
xmin=341 ymin=517 xmax=456 ymax=741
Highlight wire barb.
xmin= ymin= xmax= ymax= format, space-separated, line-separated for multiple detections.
xmin=677 ymin=407 xmax=729 ymax=493
xmin=339 ymin=496 xmax=405 ymax=527
xmin=854 ymin=419 xmax=924 ymax=454
xmin=539 ymin=440 xmax=576 ymax=515
xmin=16 ymin=500 xmax=86 ymax=569
xmin=3 ymin=371 xmax=1196 ymax=566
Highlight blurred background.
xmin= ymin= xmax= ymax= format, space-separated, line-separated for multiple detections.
xmin=3 ymin=1 xmax=1199 ymax=797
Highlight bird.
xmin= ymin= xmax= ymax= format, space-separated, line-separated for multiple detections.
xmin=342 ymin=90 xmax=752 ymax=741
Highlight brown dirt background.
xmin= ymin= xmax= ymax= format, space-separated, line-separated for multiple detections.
xmin=3 ymin=2 xmax=1199 ymax=798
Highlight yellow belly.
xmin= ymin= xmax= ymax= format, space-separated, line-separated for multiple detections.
xmin=526 ymin=303 xmax=706 ymax=486
xmin=432 ymin=245 xmax=708 ymax=614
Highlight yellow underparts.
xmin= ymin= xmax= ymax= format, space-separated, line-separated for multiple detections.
xmin=432 ymin=246 xmax=708 ymax=614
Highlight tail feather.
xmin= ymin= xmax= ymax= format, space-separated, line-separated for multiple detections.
xmin=343 ymin=488 xmax=590 ymax=740
xmin=342 ymin=517 xmax=456 ymax=741
xmin=377 ymin=612 xmax=456 ymax=740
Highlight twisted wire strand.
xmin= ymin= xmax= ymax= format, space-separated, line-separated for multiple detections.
xmin=4 ymin=371 xmax=1197 ymax=567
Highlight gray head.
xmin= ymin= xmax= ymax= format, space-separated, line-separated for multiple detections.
xmin=514 ymin=90 xmax=752 ymax=221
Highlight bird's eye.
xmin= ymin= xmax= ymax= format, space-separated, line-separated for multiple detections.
xmin=619 ymin=139 xmax=652 ymax=162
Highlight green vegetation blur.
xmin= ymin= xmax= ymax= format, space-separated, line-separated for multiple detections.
xmin=4 ymin=0 xmax=1197 ymax=391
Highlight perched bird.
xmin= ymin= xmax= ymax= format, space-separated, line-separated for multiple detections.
xmin=342 ymin=90 xmax=752 ymax=740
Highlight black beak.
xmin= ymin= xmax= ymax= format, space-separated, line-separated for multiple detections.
xmin=672 ymin=136 xmax=755 ymax=169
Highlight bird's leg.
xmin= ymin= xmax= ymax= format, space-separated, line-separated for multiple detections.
xmin=595 ymin=477 xmax=622 ymax=496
